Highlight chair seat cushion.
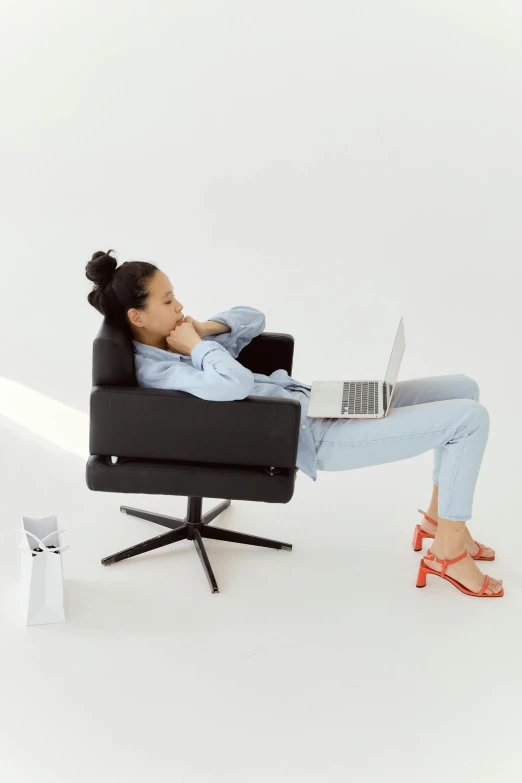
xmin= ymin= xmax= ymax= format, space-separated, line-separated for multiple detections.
xmin=86 ymin=456 xmax=297 ymax=504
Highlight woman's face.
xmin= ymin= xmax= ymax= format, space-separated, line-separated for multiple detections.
xmin=128 ymin=270 xmax=184 ymax=344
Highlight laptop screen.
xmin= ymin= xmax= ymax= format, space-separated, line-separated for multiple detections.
xmin=385 ymin=318 xmax=405 ymax=387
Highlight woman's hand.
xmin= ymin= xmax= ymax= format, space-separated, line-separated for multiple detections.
xmin=166 ymin=321 xmax=202 ymax=356
xmin=181 ymin=315 xmax=207 ymax=338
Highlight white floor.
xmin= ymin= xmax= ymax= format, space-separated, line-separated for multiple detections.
xmin=1 ymin=410 xmax=520 ymax=783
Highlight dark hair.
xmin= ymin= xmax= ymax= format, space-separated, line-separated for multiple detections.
xmin=85 ymin=249 xmax=159 ymax=332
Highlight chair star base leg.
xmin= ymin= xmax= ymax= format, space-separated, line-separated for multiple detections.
xmin=101 ymin=526 xmax=188 ymax=566
xmin=193 ymin=529 xmax=219 ymax=593
xmin=201 ymin=524 xmax=292 ymax=551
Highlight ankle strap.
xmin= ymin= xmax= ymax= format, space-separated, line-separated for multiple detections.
xmin=424 ymin=548 xmax=468 ymax=579
xmin=425 ymin=549 xmax=467 ymax=566
xmin=418 ymin=508 xmax=438 ymax=526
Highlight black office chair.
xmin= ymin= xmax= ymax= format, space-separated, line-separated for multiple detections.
xmin=85 ymin=319 xmax=301 ymax=593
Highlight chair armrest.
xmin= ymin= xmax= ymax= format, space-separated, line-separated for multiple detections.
xmin=89 ymin=386 xmax=301 ymax=469
xmin=236 ymin=332 xmax=294 ymax=376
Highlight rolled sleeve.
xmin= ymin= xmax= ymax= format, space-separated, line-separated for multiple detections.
xmin=204 ymin=306 xmax=266 ymax=358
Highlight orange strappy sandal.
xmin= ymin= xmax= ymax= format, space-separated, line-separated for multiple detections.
xmin=416 ymin=548 xmax=504 ymax=597
xmin=412 ymin=508 xmax=494 ymax=561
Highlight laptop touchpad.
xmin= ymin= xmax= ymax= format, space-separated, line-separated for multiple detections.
xmin=313 ymin=391 xmax=341 ymax=405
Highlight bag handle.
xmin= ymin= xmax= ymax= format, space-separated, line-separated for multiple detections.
xmin=18 ymin=529 xmax=70 ymax=555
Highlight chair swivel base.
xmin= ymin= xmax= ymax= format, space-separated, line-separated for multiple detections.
xmin=101 ymin=497 xmax=292 ymax=594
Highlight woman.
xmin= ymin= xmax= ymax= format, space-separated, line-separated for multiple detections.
xmin=86 ymin=249 xmax=504 ymax=598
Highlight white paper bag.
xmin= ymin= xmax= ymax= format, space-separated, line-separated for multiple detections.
xmin=19 ymin=515 xmax=69 ymax=626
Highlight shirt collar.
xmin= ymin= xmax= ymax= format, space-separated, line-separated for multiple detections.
xmin=132 ymin=339 xmax=182 ymax=361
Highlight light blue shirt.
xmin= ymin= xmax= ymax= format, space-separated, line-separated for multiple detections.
xmin=132 ymin=306 xmax=327 ymax=481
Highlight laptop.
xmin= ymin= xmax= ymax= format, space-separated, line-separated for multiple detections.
xmin=306 ymin=318 xmax=405 ymax=419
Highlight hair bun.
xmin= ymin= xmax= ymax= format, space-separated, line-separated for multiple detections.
xmin=85 ymin=248 xmax=117 ymax=287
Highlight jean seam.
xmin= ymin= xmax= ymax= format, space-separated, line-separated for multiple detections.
xmin=444 ymin=401 xmax=487 ymax=517
xmin=440 ymin=424 xmax=468 ymax=518
xmin=396 ymin=394 xmax=476 ymax=406
xmin=315 ymin=425 xmax=466 ymax=447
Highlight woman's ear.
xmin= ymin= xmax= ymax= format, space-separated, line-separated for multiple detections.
xmin=127 ymin=308 xmax=142 ymax=328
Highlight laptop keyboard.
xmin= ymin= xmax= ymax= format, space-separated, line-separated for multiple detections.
xmin=342 ymin=381 xmax=379 ymax=415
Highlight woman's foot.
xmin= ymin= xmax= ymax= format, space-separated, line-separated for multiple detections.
xmin=426 ymin=546 xmax=503 ymax=595
xmin=421 ymin=514 xmax=495 ymax=559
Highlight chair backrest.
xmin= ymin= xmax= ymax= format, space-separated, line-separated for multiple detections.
xmin=92 ymin=319 xmax=137 ymax=387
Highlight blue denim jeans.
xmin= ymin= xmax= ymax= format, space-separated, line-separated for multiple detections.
xmin=313 ymin=375 xmax=489 ymax=522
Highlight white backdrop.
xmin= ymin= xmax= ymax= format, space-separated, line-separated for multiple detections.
xmin=1 ymin=2 xmax=521 ymax=781
xmin=2 ymin=0 xmax=520 ymax=489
